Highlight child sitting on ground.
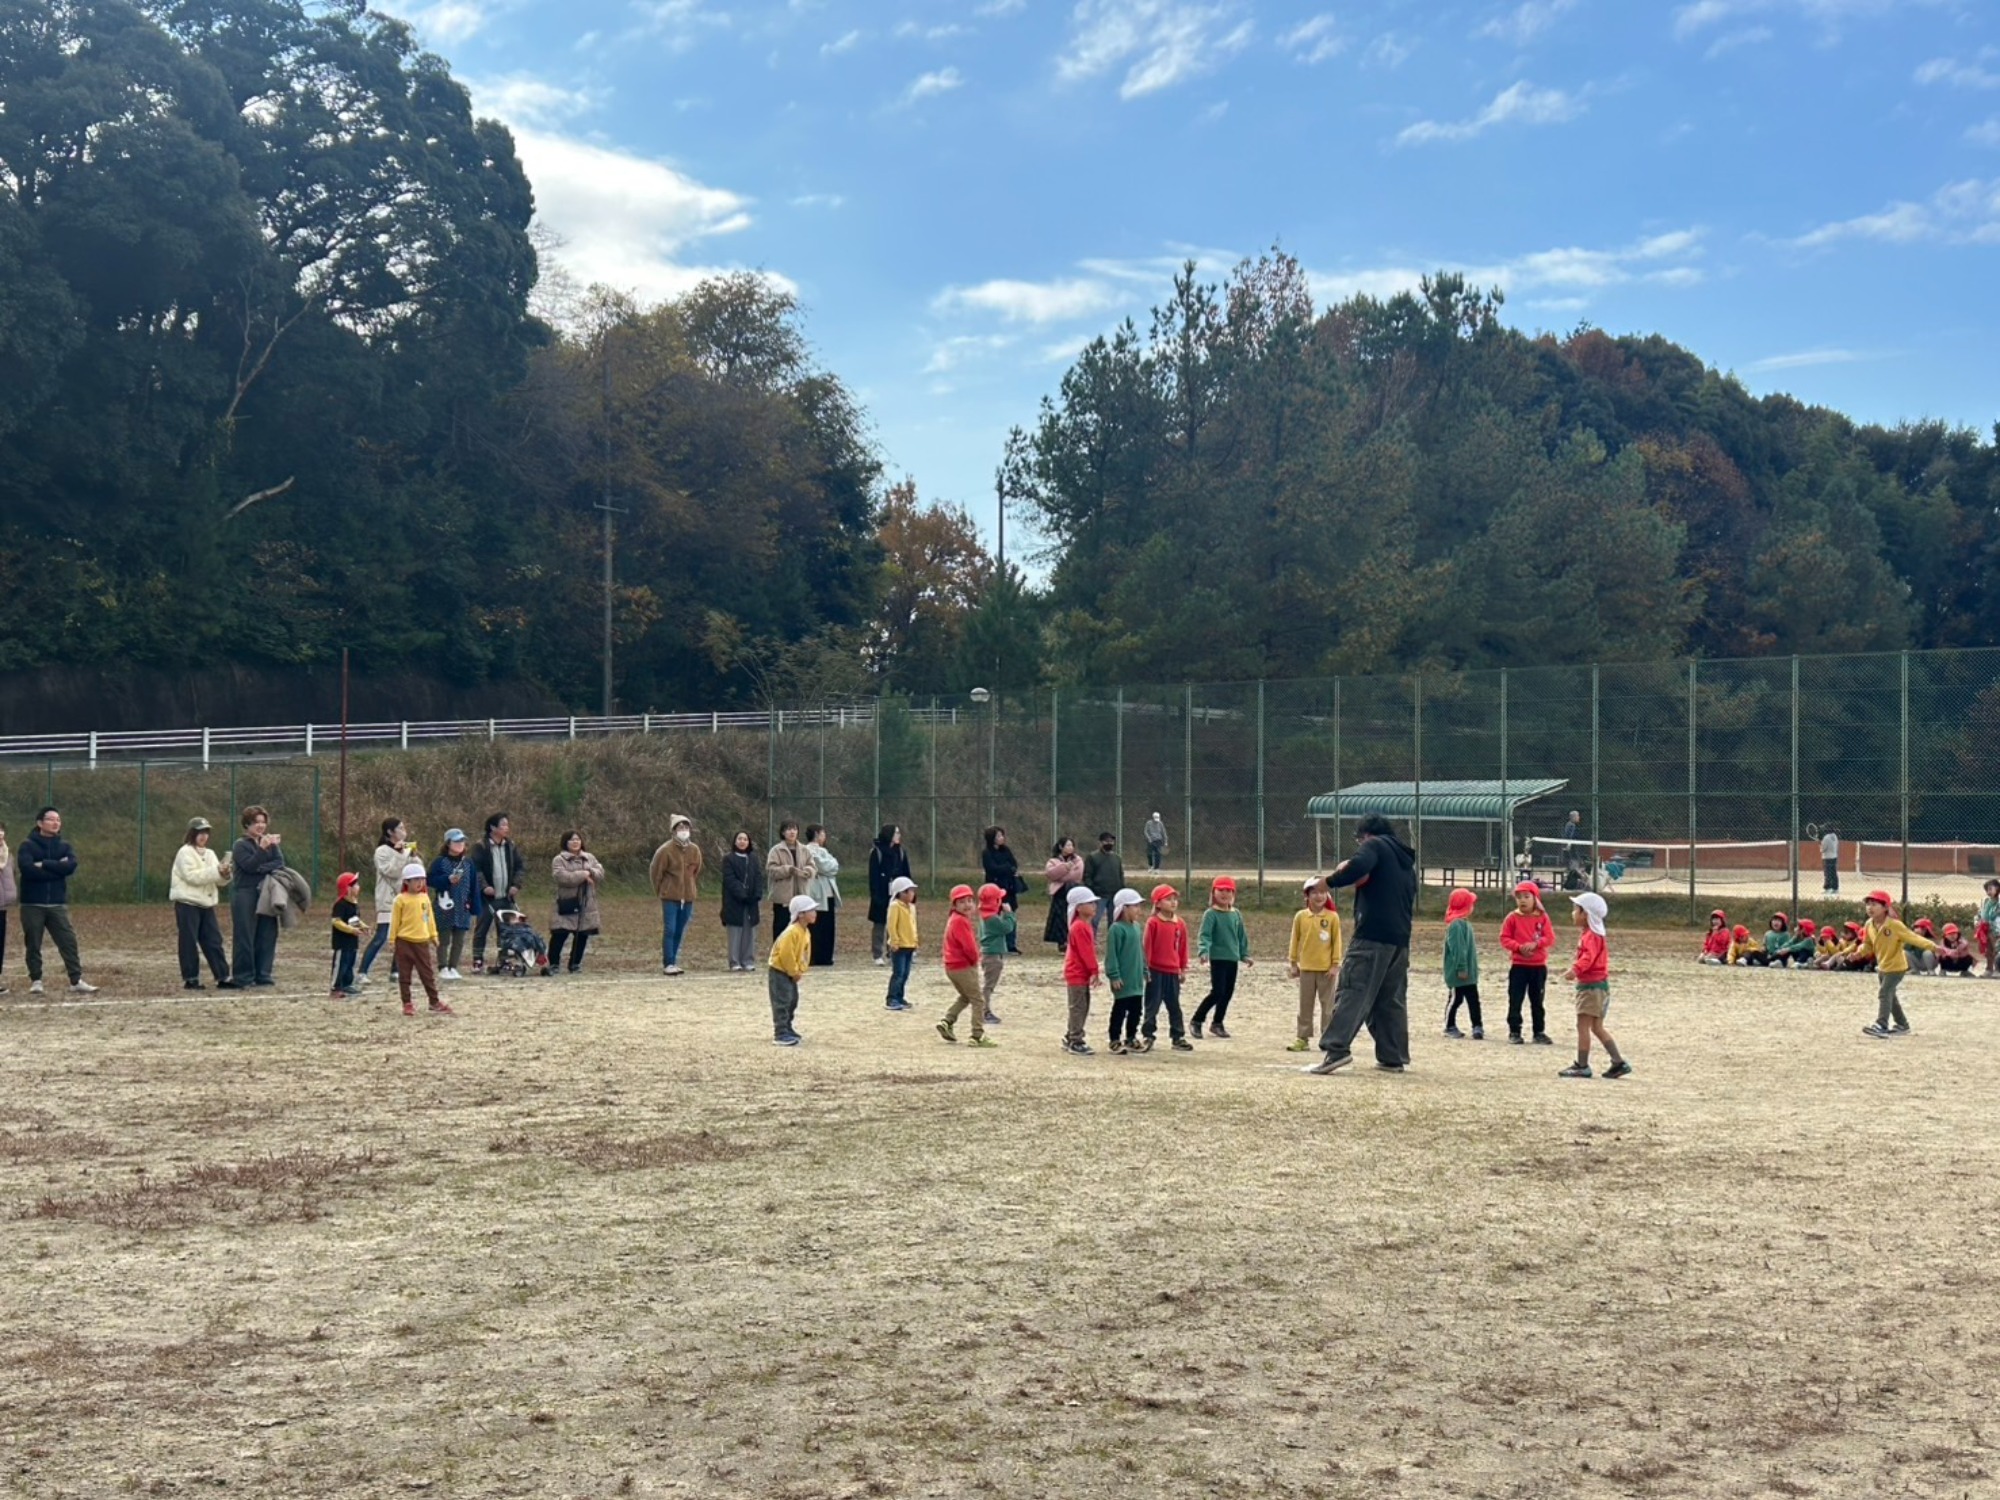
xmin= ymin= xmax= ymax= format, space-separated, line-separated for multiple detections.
xmin=1442 ymin=887 xmax=1481 ymax=1039
xmin=1910 ymin=918 xmax=1940 ymax=974
xmin=1755 ymin=913 xmax=1801 ymax=968
xmin=1938 ymin=922 xmax=1975 ymax=974
xmin=1727 ymin=924 xmax=1759 ymax=965
xmin=1836 ymin=922 xmax=1877 ymax=972
xmin=1558 ymin=892 xmax=1629 ymax=1080
xmin=1700 ymin=909 xmax=1730 ymax=964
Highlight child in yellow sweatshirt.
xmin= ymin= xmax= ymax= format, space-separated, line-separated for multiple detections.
xmin=884 ymin=877 xmax=918 ymax=1012
xmin=390 ymin=863 xmax=451 ymax=1016
xmin=1861 ymin=891 xmax=1937 ymax=1039
xmin=769 ymin=895 xmax=816 ymax=1045
xmin=1286 ymin=878 xmax=1343 ymax=1052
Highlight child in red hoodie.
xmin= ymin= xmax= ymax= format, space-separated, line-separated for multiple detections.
xmin=1062 ymin=886 xmax=1100 ymax=1055
xmin=936 ymin=885 xmax=995 ymax=1047
xmin=1141 ymin=883 xmax=1193 ymax=1052
xmin=1500 ymin=880 xmax=1556 ymax=1045
xmin=1559 ymin=893 xmax=1629 ymax=1079
xmin=1699 ymin=909 xmax=1730 ymax=964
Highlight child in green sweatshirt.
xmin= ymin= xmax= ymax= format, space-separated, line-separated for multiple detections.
xmin=977 ymin=882 xmax=1016 ymax=1025
xmin=1105 ymin=888 xmax=1147 ymax=1053
xmin=1191 ymin=876 xmax=1252 ymax=1039
xmin=1442 ymin=886 xmax=1482 ymax=1039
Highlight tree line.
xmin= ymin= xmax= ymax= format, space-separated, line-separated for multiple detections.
xmin=4 ymin=0 xmax=1996 ymax=719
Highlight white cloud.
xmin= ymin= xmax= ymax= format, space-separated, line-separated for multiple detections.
xmin=895 ymin=20 xmax=970 ymax=41
xmin=1306 ymin=227 xmax=1707 ymax=304
xmin=903 ymin=66 xmax=965 ymax=102
xmin=1744 ymin=348 xmax=1873 ymax=371
xmin=1915 ymin=53 xmax=2000 ymax=90
xmin=471 ymin=74 xmax=602 ymax=127
xmin=1970 ymin=118 xmax=2000 ymax=148
xmin=1676 ymin=0 xmax=1955 ymax=43
xmin=1058 ymin=0 xmax=1254 ymax=100
xmin=977 ymin=0 xmax=1026 ymax=13
xmin=407 ymin=0 xmax=489 ymax=43
xmin=1704 ymin=24 xmax=1772 ymax=56
xmin=821 ymin=28 xmax=861 ymax=54
xmin=790 ymin=192 xmax=846 ymax=208
xmin=1477 ymin=0 xmax=1578 ymax=46
xmin=1279 ymin=15 xmax=1345 ymax=65
xmin=923 ymin=334 xmax=1016 ymax=374
xmin=1394 ymin=80 xmax=1583 ymax=146
xmin=1197 ymin=99 xmax=1229 ymax=123
xmin=1365 ymin=32 xmax=1417 ymax=68
xmin=933 ymin=277 xmax=1126 ymax=323
xmin=633 ymin=0 xmax=733 ymax=53
xmin=1791 ymin=179 xmax=2000 ymax=248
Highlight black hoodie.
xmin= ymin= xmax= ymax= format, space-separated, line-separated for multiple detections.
xmin=1326 ymin=834 xmax=1417 ymax=947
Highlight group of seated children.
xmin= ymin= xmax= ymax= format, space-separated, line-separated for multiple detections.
xmin=1699 ymin=906 xmax=1976 ymax=974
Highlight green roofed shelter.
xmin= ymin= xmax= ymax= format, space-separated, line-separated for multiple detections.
xmin=1307 ymin=779 xmax=1570 ymax=871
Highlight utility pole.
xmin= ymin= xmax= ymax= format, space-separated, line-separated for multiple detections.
xmin=597 ymin=323 xmax=625 ymax=719
xmin=995 ymin=470 xmax=1006 ymax=575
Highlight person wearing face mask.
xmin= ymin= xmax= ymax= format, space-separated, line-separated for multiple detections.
xmin=648 ymin=814 xmax=704 ymax=976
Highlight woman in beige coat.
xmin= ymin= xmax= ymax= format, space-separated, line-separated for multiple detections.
xmin=550 ymin=831 xmax=606 ymax=974
xmin=765 ymin=819 xmax=815 ymax=940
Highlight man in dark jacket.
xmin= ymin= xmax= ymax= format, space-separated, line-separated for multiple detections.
xmin=231 ymin=805 xmax=287 ymax=986
xmin=1309 ymin=811 xmax=1415 ymax=1075
xmin=1081 ymin=832 xmax=1125 ymax=933
xmin=16 ymin=807 xmax=96 ymax=994
xmin=471 ymin=812 xmax=524 ymax=972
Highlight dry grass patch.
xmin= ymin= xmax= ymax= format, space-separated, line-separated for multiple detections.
xmin=485 ymin=1128 xmax=750 ymax=1172
xmin=23 ymin=1147 xmax=390 ymax=1229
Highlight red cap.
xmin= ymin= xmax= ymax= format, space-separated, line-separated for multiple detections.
xmin=1212 ymin=876 xmax=1236 ymax=893
xmin=1799 ymin=919 xmax=1817 ymax=935
xmin=1732 ymin=925 xmax=1748 ymax=939
xmin=1771 ymin=912 xmax=1789 ymax=927
xmin=977 ymin=883 xmax=1004 ymax=915
xmin=1515 ymin=880 xmax=1542 ymax=897
xmin=949 ymin=884 xmax=975 ymax=903
xmin=1945 ymin=922 xmax=1962 ymax=937
xmin=1150 ymin=883 xmax=1178 ymax=903
xmin=1865 ymin=889 xmax=1893 ymax=907
xmin=1916 ymin=917 xmax=1936 ymax=933
xmin=336 ymin=872 xmax=360 ymax=895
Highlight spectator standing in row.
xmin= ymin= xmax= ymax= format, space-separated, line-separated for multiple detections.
xmin=549 ymin=831 xmax=604 ymax=973
xmin=1821 ymin=827 xmax=1841 ymax=894
xmin=720 ymin=831 xmax=765 ymax=972
xmin=766 ymin=820 xmax=814 ymax=940
xmin=1143 ymin=811 xmax=1168 ymax=872
xmin=16 ymin=808 xmax=95 ymax=994
xmin=170 ymin=818 xmax=234 ymax=990
xmin=230 ymin=806 xmax=287 ymax=987
xmin=980 ymin=826 xmax=1024 ymax=954
xmin=649 ymin=814 xmax=702 ymax=976
xmin=1082 ymin=832 xmax=1125 ymax=935
xmin=805 ymin=825 xmax=841 ymax=967
xmin=429 ymin=829 xmax=478 ymax=981
xmin=0 ymin=821 xmax=14 ymax=993
xmin=358 ymin=818 xmax=411 ymax=987
xmin=471 ymin=813 xmax=524 ymax=972
xmin=866 ymin=824 xmax=911 ymax=966
xmin=1044 ymin=837 xmax=1083 ymax=951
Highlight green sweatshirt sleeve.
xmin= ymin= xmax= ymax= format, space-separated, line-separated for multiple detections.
xmin=1443 ymin=919 xmax=1477 ymax=985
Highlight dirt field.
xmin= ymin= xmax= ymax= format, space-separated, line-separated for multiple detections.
xmin=4 ymin=897 xmax=1999 ymax=1499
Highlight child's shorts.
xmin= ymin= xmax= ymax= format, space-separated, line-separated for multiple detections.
xmin=1576 ymin=981 xmax=1610 ymax=1019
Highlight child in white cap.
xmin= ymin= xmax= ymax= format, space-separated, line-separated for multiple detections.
xmin=1287 ymin=877 xmax=1342 ymax=1052
xmin=1558 ymin=892 xmax=1626 ymax=1079
xmin=1104 ymin=888 xmax=1147 ymax=1053
xmin=1061 ymin=885 xmax=1100 ymax=1055
xmin=391 ymin=862 xmax=452 ymax=1016
xmin=884 ymin=875 xmax=919 ymax=1012
xmin=769 ymin=895 xmax=817 ymax=1046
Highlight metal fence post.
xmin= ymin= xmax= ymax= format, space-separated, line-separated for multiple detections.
xmin=311 ymin=765 xmax=323 ymax=894
xmin=1412 ymin=671 xmax=1423 ymax=916
xmin=135 ymin=760 xmax=147 ymax=902
xmin=1590 ymin=664 xmax=1600 ymax=888
xmin=1499 ymin=668 xmax=1510 ymax=867
xmin=1049 ymin=688 xmax=1060 ymax=849
xmin=1183 ymin=684 xmax=1193 ymax=889
xmin=1686 ymin=658 xmax=1698 ymax=924
xmin=817 ymin=702 xmax=827 ymax=826
xmin=766 ymin=706 xmax=777 ymax=852
xmin=203 ymin=725 xmax=212 ymax=770
xmin=929 ymin=695 xmax=940 ymax=894
xmin=44 ymin=759 xmax=52 ymax=809
xmin=1255 ymin=679 xmax=1266 ymax=898
xmin=230 ymin=763 xmax=239 ymax=826
xmin=1900 ymin=649 xmax=1911 ymax=908
xmin=1790 ymin=654 xmax=1800 ymax=918
xmin=1331 ymin=677 xmax=1342 ymax=866
xmin=305 ymin=722 xmax=314 ymax=758
xmin=873 ymin=696 xmax=882 ymax=835
xmin=1114 ymin=686 xmax=1125 ymax=854
xmin=88 ymin=732 xmax=98 ymax=771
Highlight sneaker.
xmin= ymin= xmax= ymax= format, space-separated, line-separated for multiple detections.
xmin=429 ymin=1001 xmax=456 ymax=1015
xmin=1888 ymin=1023 xmax=1911 ymax=1036
xmin=936 ymin=1020 xmax=957 ymax=1043
xmin=330 ymin=989 xmax=347 ymax=1000
xmin=873 ymin=956 xmax=887 ymax=967
xmin=472 ymin=957 xmax=485 ymax=974
xmin=885 ymin=1000 xmax=912 ymax=1012
xmin=667 ymin=965 xmax=683 ymax=977
xmin=1376 ymin=1062 xmax=1407 ymax=1073
xmin=774 ymin=1033 xmax=801 ymax=1047
xmin=1531 ymin=1033 xmax=1554 ymax=1046
xmin=1558 ymin=1062 xmax=1593 ymax=1078
xmin=29 ymin=980 xmax=44 ymax=995
xmin=1108 ymin=1040 xmax=1127 ymax=1055
xmin=1471 ymin=1027 xmax=1485 ymax=1040
xmin=1190 ymin=1023 xmax=1205 ymax=1040
xmin=353 ymin=973 xmax=371 ymax=988
xmin=1209 ymin=1023 xmax=1232 ymax=1039
xmin=402 ymin=1001 xmax=416 ymax=1016
xmin=1508 ymin=1032 xmax=1523 ymax=1045
xmin=1287 ymin=1038 xmax=1311 ymax=1052
xmin=1443 ymin=1026 xmax=1464 ymax=1039
xmin=984 ymin=1011 xmax=1001 ymax=1026
xmin=1604 ymin=1059 xmax=1633 ymax=1079
xmin=1061 ymin=1038 xmax=1095 ymax=1056
xmin=1171 ymin=1037 xmax=1194 ymax=1051
xmin=217 ymin=978 xmax=243 ymax=989
xmin=1861 ymin=1023 xmax=1891 ymax=1038
xmin=968 ymin=1036 xmax=998 ymax=1049
xmin=70 ymin=979 xmax=98 ymax=994
xmin=1306 ymin=1053 xmax=1351 ymax=1076
xmin=184 ymin=981 xmax=203 ymax=991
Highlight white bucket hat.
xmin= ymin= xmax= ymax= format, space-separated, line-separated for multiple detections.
xmin=789 ymin=894 xmax=819 ymax=917
xmin=401 ymin=863 xmax=426 ymax=882
xmin=1066 ymin=886 xmax=1099 ymax=911
xmin=888 ymin=876 xmax=917 ymax=897
xmin=1111 ymin=887 xmax=1143 ymax=916
xmin=1570 ymin=892 xmax=1607 ymax=936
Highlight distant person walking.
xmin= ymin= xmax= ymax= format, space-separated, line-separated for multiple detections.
xmin=1143 ymin=811 xmax=1168 ymax=872
xmin=16 ymin=807 xmax=96 ymax=994
xmin=230 ymin=806 xmax=288 ymax=987
xmin=1821 ymin=827 xmax=1841 ymax=894
xmin=470 ymin=813 xmax=524 ymax=973
xmin=170 ymin=818 xmax=235 ymax=990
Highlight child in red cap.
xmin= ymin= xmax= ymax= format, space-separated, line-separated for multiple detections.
xmin=1441 ymin=887 xmax=1481 ymax=1038
xmin=1726 ymin=924 xmax=1757 ymax=965
xmin=936 ymin=885 xmax=995 ymax=1047
xmin=977 ymin=882 xmax=1015 ymax=1025
xmin=1861 ymin=890 xmax=1936 ymax=1038
xmin=1141 ymin=883 xmax=1192 ymax=1051
xmin=330 ymin=872 xmax=364 ymax=999
xmin=1699 ymin=909 xmax=1729 ymax=964
xmin=1938 ymin=922 xmax=1975 ymax=975
xmin=1191 ymin=876 xmax=1252 ymax=1039
xmin=1500 ymin=880 xmax=1555 ymax=1044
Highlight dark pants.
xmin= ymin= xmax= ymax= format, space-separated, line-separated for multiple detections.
xmin=1143 ymin=973 xmax=1186 ymax=1040
xmin=772 ymin=903 xmax=793 ymax=941
xmin=1822 ymin=858 xmax=1839 ymax=893
xmin=230 ymin=886 xmax=278 ymax=984
xmin=1109 ymin=992 xmax=1142 ymax=1044
xmin=473 ymin=902 xmax=503 ymax=962
xmin=1147 ymin=841 xmax=1164 ymax=870
xmin=441 ymin=927 xmax=467 ymax=971
xmin=331 ymin=945 xmax=357 ymax=991
xmin=1317 ymin=939 xmax=1410 ymax=1066
xmin=886 ymin=947 xmax=914 ymax=1005
xmin=19 ymin=905 xmax=82 ymax=984
xmin=1192 ymin=959 xmax=1238 ymax=1029
xmin=1446 ymin=983 xmax=1482 ymax=1031
xmin=770 ymin=969 xmax=800 ymax=1036
xmin=809 ymin=908 xmax=837 ymax=966
xmin=0 ymin=907 xmax=8 ymax=974
xmin=1506 ymin=966 xmax=1548 ymax=1038
xmin=175 ymin=902 xmax=229 ymax=985
xmin=1004 ymin=895 xmax=1020 ymax=952
xmin=1876 ymin=970 xmax=1907 ymax=1028
xmin=549 ymin=930 xmax=592 ymax=971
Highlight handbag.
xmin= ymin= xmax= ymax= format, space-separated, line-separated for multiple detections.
xmin=556 ymin=893 xmax=581 ymax=917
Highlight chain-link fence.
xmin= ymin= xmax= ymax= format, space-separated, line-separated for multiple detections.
xmin=11 ymin=647 xmax=2000 ymax=918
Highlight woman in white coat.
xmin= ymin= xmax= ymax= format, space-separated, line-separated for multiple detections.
xmin=804 ymin=824 xmax=841 ymax=967
xmin=170 ymin=817 xmax=235 ymax=990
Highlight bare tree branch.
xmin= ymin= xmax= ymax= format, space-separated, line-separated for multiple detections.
xmin=225 ymin=476 xmax=296 ymax=520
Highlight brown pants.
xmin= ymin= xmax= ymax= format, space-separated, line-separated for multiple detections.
xmin=1296 ymin=969 xmax=1336 ymax=1040
xmin=980 ymin=954 xmax=1005 ymax=1006
xmin=943 ymin=967 xmax=985 ymax=1038
xmin=396 ymin=939 xmax=440 ymax=1006
xmin=1065 ymin=984 xmax=1092 ymax=1046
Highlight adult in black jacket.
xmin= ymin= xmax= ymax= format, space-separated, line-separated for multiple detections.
xmin=719 ymin=831 xmax=765 ymax=972
xmin=865 ymin=825 xmax=911 ymax=965
xmin=230 ymin=805 xmax=288 ymax=987
xmin=16 ymin=807 xmax=95 ymax=993
xmin=471 ymin=812 xmax=525 ymax=971
xmin=980 ymin=826 xmax=1024 ymax=953
xmin=1309 ymin=811 xmax=1417 ymax=1074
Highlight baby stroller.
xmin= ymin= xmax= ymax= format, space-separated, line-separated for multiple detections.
xmin=492 ymin=908 xmax=551 ymax=977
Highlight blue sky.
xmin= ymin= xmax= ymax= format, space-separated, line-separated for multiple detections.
xmin=384 ymin=0 xmax=2000 ymax=549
